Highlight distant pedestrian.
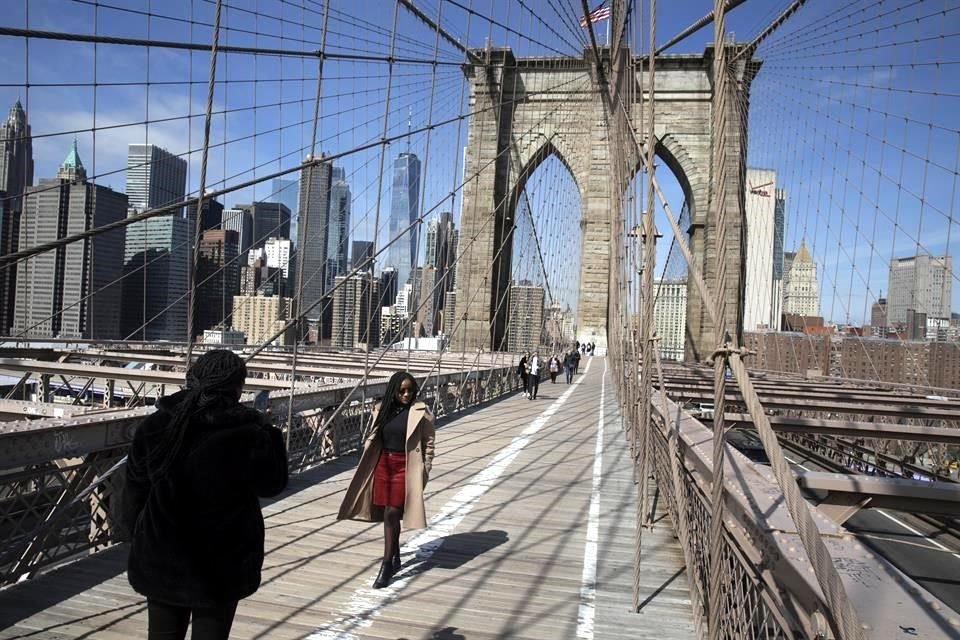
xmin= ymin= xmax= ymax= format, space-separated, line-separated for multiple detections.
xmin=528 ymin=352 xmax=542 ymax=400
xmin=338 ymin=371 xmax=435 ymax=589
xmin=121 ymin=349 xmax=289 ymax=640
xmin=548 ymin=354 xmax=561 ymax=383
xmin=572 ymin=348 xmax=581 ymax=374
xmin=517 ymin=353 xmax=530 ymax=397
xmin=563 ymin=350 xmax=576 ymax=384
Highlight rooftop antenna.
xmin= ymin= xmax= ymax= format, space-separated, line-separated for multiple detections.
xmin=407 ymin=107 xmax=412 ymax=154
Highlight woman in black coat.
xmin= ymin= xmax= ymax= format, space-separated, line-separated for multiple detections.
xmin=121 ymin=350 xmax=288 ymax=640
xmin=517 ymin=354 xmax=530 ymax=397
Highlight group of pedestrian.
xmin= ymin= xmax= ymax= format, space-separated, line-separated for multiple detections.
xmin=121 ymin=350 xmax=437 ymax=639
xmin=516 ymin=346 xmax=585 ymax=399
xmin=517 ymin=351 xmax=543 ymax=399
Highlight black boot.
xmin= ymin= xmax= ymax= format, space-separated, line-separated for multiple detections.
xmin=392 ymin=552 xmax=401 ymax=573
xmin=372 ymin=562 xmax=394 ymax=589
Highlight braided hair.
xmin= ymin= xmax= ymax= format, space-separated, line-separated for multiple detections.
xmin=373 ymin=371 xmax=418 ymax=430
xmin=153 ymin=349 xmax=248 ymax=477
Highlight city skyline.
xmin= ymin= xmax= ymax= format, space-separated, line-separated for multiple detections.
xmin=0 ymin=0 xmax=957 ymax=341
xmin=1 ymin=108 xmax=958 ymax=345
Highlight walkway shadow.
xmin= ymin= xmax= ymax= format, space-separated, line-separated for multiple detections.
xmin=637 ymin=566 xmax=687 ymax=611
xmin=0 ymin=544 xmax=131 ymax=630
xmin=396 ymin=626 xmax=467 ymax=640
xmin=406 ymin=529 xmax=509 ymax=574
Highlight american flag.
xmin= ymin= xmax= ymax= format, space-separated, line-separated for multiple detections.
xmin=579 ymin=3 xmax=612 ymax=27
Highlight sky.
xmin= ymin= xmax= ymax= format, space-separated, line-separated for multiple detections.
xmin=1 ymin=0 xmax=957 ymax=325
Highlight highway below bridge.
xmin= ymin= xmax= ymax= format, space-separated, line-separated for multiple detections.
xmin=782 ymin=444 xmax=960 ymax=614
xmin=663 ymin=364 xmax=960 ymax=617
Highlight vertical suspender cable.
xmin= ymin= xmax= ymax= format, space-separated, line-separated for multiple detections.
xmin=185 ymin=0 xmax=224 ymax=366
xmin=285 ymin=0 xmax=332 ymax=456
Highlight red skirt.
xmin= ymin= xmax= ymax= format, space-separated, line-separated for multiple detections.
xmin=373 ymin=451 xmax=406 ymax=507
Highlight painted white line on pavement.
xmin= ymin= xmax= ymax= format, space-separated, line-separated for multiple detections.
xmin=575 ymin=357 xmax=606 ymax=640
xmin=308 ymin=358 xmax=595 ymax=640
xmin=784 ymin=455 xmax=811 ymax=472
xmin=875 ymin=509 xmax=960 ymax=560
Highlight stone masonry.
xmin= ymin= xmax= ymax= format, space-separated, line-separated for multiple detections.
xmin=452 ymin=45 xmax=756 ymax=360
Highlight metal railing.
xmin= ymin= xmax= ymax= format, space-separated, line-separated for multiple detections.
xmin=641 ymin=388 xmax=958 ymax=639
xmin=0 ymin=363 xmax=517 ymax=587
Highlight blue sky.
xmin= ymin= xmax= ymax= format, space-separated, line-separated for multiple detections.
xmin=1 ymin=1 xmax=957 ymax=323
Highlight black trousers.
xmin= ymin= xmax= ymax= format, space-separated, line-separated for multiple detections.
xmin=529 ymin=374 xmax=540 ymax=399
xmin=147 ymin=599 xmax=238 ymax=640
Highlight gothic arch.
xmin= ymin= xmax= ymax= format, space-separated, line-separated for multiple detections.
xmin=508 ymin=136 xmax=582 ymax=222
xmin=453 ymin=45 xmax=755 ymax=358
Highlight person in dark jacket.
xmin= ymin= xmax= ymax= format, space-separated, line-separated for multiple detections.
xmin=121 ymin=349 xmax=288 ymax=640
xmin=563 ymin=350 xmax=576 ymax=384
xmin=517 ymin=354 xmax=530 ymax=397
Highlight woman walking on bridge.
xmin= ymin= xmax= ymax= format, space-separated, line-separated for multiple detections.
xmin=121 ymin=349 xmax=289 ymax=640
xmin=338 ymin=371 xmax=436 ymax=589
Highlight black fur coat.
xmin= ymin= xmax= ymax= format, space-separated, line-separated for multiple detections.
xmin=121 ymin=391 xmax=288 ymax=607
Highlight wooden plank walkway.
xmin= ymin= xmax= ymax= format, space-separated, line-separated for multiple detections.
xmin=0 ymin=357 xmax=696 ymax=639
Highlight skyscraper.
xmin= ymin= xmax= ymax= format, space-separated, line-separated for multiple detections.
xmin=743 ymin=168 xmax=777 ymax=331
xmin=126 ymin=144 xmax=187 ymax=214
xmin=264 ymin=237 xmax=293 ymax=279
xmin=0 ymin=100 xmax=34 ymax=334
xmin=771 ymin=188 xmax=786 ymax=330
xmin=232 ymin=293 xmax=295 ymax=346
xmin=14 ymin=142 xmax=126 ymax=339
xmin=415 ymin=264 xmax=437 ymax=337
xmin=195 ymin=229 xmax=240 ymax=336
xmin=654 ymin=279 xmax=688 ymax=361
xmin=121 ymin=215 xmax=190 ymax=341
xmin=352 ymin=240 xmax=374 ymax=271
xmin=379 ymin=267 xmax=399 ymax=308
xmin=507 ymin=283 xmax=545 ymax=352
xmin=222 ymin=207 xmax=254 ymax=255
xmin=271 ymin=178 xmax=299 ymax=241
xmin=887 ymin=253 xmax=952 ymax=327
xmin=235 ymin=202 xmax=291 ymax=250
xmin=783 ymin=241 xmax=820 ymax=318
xmin=331 ymin=271 xmax=380 ymax=350
xmin=122 ymin=144 xmax=190 ymax=341
xmin=424 ymin=212 xmax=455 ymax=332
xmin=384 ymin=152 xmax=420 ymax=288
xmin=296 ymin=157 xmax=333 ymax=319
xmin=326 ymin=166 xmax=351 ymax=290
xmin=186 ymin=197 xmax=224 ymax=234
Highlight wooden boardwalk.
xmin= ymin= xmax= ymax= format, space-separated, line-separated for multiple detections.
xmin=0 ymin=357 xmax=696 ymax=639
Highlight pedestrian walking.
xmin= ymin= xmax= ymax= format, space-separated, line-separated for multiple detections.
xmin=121 ymin=349 xmax=289 ymax=640
xmin=517 ymin=353 xmax=530 ymax=397
xmin=572 ymin=348 xmax=581 ymax=374
xmin=528 ymin=352 xmax=542 ymax=400
xmin=338 ymin=371 xmax=435 ymax=589
xmin=563 ymin=350 xmax=576 ymax=384
xmin=548 ymin=354 xmax=561 ymax=383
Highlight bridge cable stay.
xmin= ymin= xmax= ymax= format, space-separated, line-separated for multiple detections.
xmin=724 ymin=0 xmax=959 ymax=633
xmin=0 ymin=0 xmax=595 ymax=585
xmin=743 ymin=0 xmax=960 ymax=483
xmin=4 ymin=2 xmax=959 ymax=635
xmin=607 ymin=0 xmax=922 ymax=635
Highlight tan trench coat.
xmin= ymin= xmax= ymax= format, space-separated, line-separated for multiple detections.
xmin=337 ymin=401 xmax=435 ymax=530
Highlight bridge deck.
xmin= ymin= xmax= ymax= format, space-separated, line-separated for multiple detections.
xmin=0 ymin=358 xmax=696 ymax=640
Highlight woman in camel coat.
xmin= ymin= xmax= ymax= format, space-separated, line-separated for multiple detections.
xmin=338 ymin=371 xmax=435 ymax=588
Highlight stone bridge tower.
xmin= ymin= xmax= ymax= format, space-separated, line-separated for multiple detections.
xmin=452 ymin=45 xmax=758 ymax=361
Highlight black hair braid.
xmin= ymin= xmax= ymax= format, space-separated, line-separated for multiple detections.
xmin=374 ymin=371 xmax=419 ymax=430
xmin=153 ymin=350 xmax=248 ymax=478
